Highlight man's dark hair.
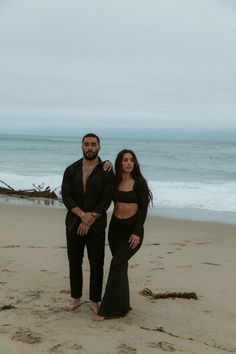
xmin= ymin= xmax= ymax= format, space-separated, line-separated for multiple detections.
xmin=82 ymin=133 xmax=100 ymax=145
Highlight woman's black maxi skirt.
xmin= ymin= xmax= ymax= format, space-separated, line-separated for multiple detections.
xmin=97 ymin=213 xmax=143 ymax=318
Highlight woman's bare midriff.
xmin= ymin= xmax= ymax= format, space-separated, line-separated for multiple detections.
xmin=114 ymin=202 xmax=138 ymax=219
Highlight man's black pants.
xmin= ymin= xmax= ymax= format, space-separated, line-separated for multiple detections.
xmin=66 ymin=229 xmax=105 ymax=302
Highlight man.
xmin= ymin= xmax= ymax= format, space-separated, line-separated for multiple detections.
xmin=61 ymin=133 xmax=114 ymax=312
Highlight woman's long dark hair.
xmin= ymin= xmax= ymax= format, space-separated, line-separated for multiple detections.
xmin=114 ymin=149 xmax=153 ymax=206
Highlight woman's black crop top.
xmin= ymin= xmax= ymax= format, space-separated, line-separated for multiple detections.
xmin=116 ymin=189 xmax=138 ymax=203
xmin=114 ymin=179 xmax=149 ymax=238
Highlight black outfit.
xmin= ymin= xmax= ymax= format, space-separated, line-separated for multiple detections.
xmin=97 ymin=179 xmax=149 ymax=318
xmin=61 ymin=158 xmax=114 ymax=302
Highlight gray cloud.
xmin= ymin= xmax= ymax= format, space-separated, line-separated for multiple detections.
xmin=0 ymin=0 xmax=236 ymax=136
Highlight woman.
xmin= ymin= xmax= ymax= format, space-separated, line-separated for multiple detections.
xmin=94 ymin=149 xmax=152 ymax=320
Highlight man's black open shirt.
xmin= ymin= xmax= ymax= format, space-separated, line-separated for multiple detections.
xmin=62 ymin=158 xmax=114 ymax=235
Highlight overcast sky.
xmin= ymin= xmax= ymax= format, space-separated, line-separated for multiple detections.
xmin=0 ymin=0 xmax=236 ymax=138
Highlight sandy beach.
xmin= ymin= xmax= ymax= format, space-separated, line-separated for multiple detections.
xmin=0 ymin=203 xmax=236 ymax=354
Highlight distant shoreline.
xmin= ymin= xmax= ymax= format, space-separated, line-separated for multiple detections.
xmin=1 ymin=130 xmax=236 ymax=142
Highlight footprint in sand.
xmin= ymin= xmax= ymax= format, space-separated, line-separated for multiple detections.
xmin=117 ymin=343 xmax=137 ymax=353
xmin=130 ymin=264 xmax=139 ymax=268
xmin=147 ymin=341 xmax=176 ymax=352
xmin=195 ymin=241 xmax=214 ymax=245
xmin=11 ymin=328 xmax=41 ymax=344
xmin=28 ymin=245 xmax=44 ymax=248
xmin=70 ymin=343 xmax=83 ymax=350
xmin=204 ymin=310 xmax=212 ymax=314
xmin=0 ymin=304 xmax=16 ymax=311
xmin=202 ymin=262 xmax=221 ymax=266
xmin=25 ymin=289 xmax=43 ymax=297
xmin=169 ymin=242 xmax=187 ymax=247
xmin=16 ymin=289 xmax=43 ymax=304
xmin=49 ymin=343 xmax=64 ymax=353
xmin=2 ymin=245 xmax=20 ymax=248
xmin=150 ymin=267 xmax=165 ymax=271
xmin=0 ymin=324 xmax=11 ymax=334
xmin=59 ymin=289 xmax=70 ymax=294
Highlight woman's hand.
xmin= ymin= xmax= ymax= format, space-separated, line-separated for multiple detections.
xmin=129 ymin=234 xmax=140 ymax=249
xmin=103 ymin=160 xmax=113 ymax=171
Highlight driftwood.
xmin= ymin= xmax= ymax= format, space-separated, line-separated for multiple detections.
xmin=140 ymin=287 xmax=198 ymax=300
xmin=0 ymin=180 xmax=58 ymax=200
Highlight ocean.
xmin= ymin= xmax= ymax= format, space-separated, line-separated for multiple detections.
xmin=0 ymin=134 xmax=236 ymax=223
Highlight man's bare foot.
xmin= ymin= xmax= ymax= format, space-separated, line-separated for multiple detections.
xmin=93 ymin=315 xmax=105 ymax=321
xmin=66 ymin=298 xmax=81 ymax=311
xmin=89 ymin=301 xmax=99 ymax=314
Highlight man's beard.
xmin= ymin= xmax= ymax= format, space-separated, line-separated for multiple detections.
xmin=83 ymin=150 xmax=99 ymax=161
